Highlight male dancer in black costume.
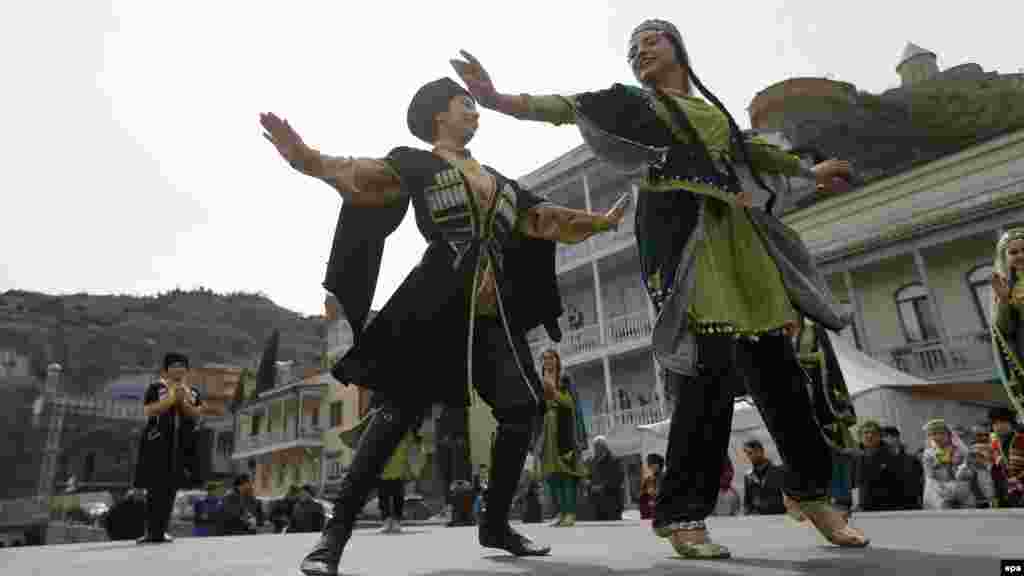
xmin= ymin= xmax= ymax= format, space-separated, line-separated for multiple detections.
xmin=260 ymin=76 xmax=627 ymax=575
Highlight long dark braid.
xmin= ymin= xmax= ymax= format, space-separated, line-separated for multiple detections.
xmin=661 ymin=33 xmax=781 ymax=214
xmin=689 ymin=69 xmax=779 ymax=214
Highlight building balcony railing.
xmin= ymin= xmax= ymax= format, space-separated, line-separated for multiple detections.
xmin=590 ymin=208 xmax=636 ymax=253
xmin=606 ymin=310 xmax=652 ymax=346
xmin=869 ymin=329 xmax=994 ymax=381
xmin=528 ymin=309 xmax=653 ymax=367
xmin=556 ymin=240 xmax=592 ymax=270
xmin=589 ymin=403 xmax=667 ymax=437
xmin=529 ymin=323 xmax=604 ymax=365
xmin=555 ymin=212 xmax=636 ymax=270
xmin=234 ymin=425 xmax=324 ymax=456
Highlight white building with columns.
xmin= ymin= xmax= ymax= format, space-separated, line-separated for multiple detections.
xmin=519 ymin=153 xmax=665 ymax=458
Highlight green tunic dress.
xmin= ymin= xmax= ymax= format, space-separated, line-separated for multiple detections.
xmin=525 ymin=92 xmax=800 ymax=336
xmin=541 ymin=390 xmax=585 ymax=477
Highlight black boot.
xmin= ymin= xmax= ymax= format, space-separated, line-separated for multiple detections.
xmin=299 ymin=405 xmax=417 ymax=576
xmin=479 ymin=513 xmax=551 ymax=556
xmin=478 ymin=413 xmax=550 ymax=557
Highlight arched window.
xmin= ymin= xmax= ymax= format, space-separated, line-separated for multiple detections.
xmin=895 ymin=283 xmax=940 ymax=343
xmin=967 ymin=264 xmax=994 ymax=329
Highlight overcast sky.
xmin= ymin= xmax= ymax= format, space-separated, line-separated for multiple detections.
xmin=2 ymin=1 xmax=1021 ymax=317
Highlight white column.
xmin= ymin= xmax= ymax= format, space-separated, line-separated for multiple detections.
xmin=842 ymin=269 xmax=869 ymax=354
xmin=582 ymin=171 xmax=593 ymax=212
xmin=602 ymin=356 xmax=614 ymax=417
xmin=593 ymin=261 xmax=607 ymax=345
xmin=653 ymin=357 xmax=666 ymax=417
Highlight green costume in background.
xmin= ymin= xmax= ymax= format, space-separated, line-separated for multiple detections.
xmin=541 ymin=384 xmax=585 ymax=523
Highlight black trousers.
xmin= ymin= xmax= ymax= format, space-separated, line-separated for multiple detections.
xmin=326 ymin=318 xmax=542 ymax=534
xmin=144 ymin=484 xmax=176 ymax=537
xmin=592 ymin=490 xmax=623 ymax=521
xmin=654 ymin=333 xmax=833 ymax=527
xmin=378 ymin=479 xmax=406 ymax=520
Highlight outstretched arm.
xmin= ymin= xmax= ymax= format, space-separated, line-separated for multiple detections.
xmin=743 ymin=136 xmax=810 ymax=179
xmin=260 ymin=112 xmax=404 ymax=206
xmin=450 ymin=50 xmax=577 ymax=126
xmin=518 ymin=193 xmax=630 ymax=244
xmin=742 ymin=136 xmax=853 ymax=194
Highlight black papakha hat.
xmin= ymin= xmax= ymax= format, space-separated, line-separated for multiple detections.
xmin=163 ymin=352 xmax=189 ymax=371
xmin=407 ymin=77 xmax=472 ymax=144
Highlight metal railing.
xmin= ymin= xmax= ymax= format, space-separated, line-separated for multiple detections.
xmin=556 ymin=240 xmax=592 ymax=270
xmin=236 ymin=425 xmax=324 ymax=454
xmin=869 ymin=329 xmax=995 ymax=380
xmin=529 ymin=309 xmax=653 ymax=367
xmin=606 ymin=311 xmax=652 ymax=346
xmin=590 ymin=206 xmax=636 ymax=253
xmin=589 ymin=404 xmax=667 ymax=437
xmin=529 ymin=323 xmax=604 ymax=367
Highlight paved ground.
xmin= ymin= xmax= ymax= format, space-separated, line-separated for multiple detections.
xmin=3 ymin=509 xmax=1021 ymax=575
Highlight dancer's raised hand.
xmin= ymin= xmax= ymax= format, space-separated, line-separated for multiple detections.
xmin=450 ymin=50 xmax=498 ymax=108
xmin=603 ymin=192 xmax=632 ymax=230
xmin=992 ymin=271 xmax=1011 ymax=304
xmin=260 ymin=112 xmax=309 ymax=169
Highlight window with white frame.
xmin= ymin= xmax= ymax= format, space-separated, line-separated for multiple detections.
xmin=895 ymin=283 xmax=940 ymax=343
xmin=967 ymin=263 xmax=994 ymax=329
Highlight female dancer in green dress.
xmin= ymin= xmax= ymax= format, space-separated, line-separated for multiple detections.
xmin=450 ymin=18 xmax=869 ymax=558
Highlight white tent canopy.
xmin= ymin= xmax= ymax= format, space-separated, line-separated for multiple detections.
xmin=829 ymin=331 xmax=928 ymax=397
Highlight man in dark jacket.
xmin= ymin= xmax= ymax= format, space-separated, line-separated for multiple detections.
xmin=852 ymin=421 xmax=907 ymax=511
xmin=290 ymin=485 xmax=326 ymax=533
xmin=271 ymin=485 xmax=302 ymax=533
xmin=220 ymin=474 xmax=263 ymax=535
xmin=742 ymin=439 xmax=786 ymax=515
xmin=881 ymin=425 xmax=923 ymax=509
